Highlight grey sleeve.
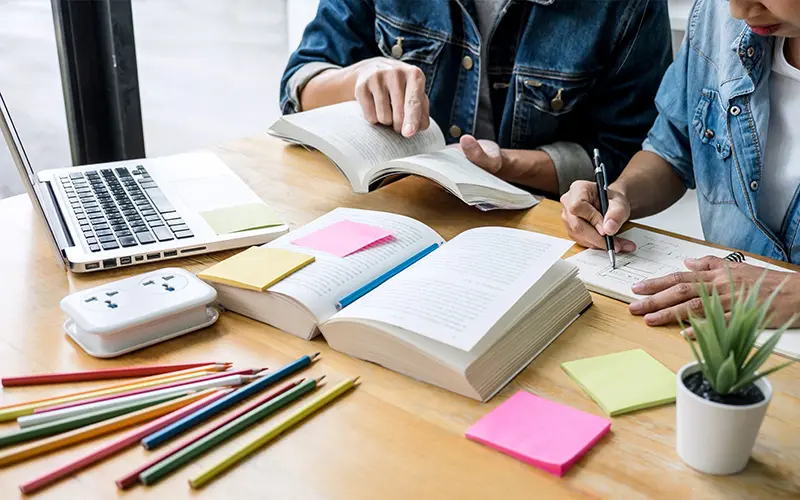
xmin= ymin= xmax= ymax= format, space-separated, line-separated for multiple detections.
xmin=286 ymin=62 xmax=342 ymax=113
xmin=537 ymin=142 xmax=595 ymax=195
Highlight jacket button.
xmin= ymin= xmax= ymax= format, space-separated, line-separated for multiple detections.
xmin=551 ymin=88 xmax=565 ymax=112
xmin=462 ymin=56 xmax=474 ymax=70
xmin=730 ymin=105 xmax=742 ymax=116
xmin=391 ymin=37 xmax=404 ymax=59
xmin=746 ymin=46 xmax=756 ymax=58
xmin=750 ymin=180 xmax=759 ymax=191
xmin=704 ymin=129 xmax=715 ymax=139
xmin=449 ymin=125 xmax=462 ymax=138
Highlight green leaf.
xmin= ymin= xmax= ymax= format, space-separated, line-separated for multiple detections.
xmin=729 ymin=361 xmax=793 ymax=394
xmin=715 ymin=352 xmax=738 ymax=394
xmin=740 ymin=318 xmax=794 ymax=378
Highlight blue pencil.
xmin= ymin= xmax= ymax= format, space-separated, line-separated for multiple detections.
xmin=336 ymin=243 xmax=440 ymax=310
xmin=140 ymin=353 xmax=319 ymax=450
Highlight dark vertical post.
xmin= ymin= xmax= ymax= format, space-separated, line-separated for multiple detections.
xmin=51 ymin=0 xmax=145 ymax=165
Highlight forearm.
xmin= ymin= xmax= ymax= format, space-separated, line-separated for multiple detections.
xmin=499 ymin=149 xmax=559 ymax=194
xmin=611 ymin=151 xmax=686 ymax=219
xmin=299 ymin=65 xmax=361 ymax=111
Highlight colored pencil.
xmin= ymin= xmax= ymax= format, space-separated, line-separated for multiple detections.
xmin=1 ymin=362 xmax=231 ymax=387
xmin=0 ymin=390 xmax=210 ymax=468
xmin=116 ymin=378 xmax=303 ymax=490
xmin=0 ymin=391 xmax=184 ymax=448
xmin=0 ymin=371 xmax=212 ymax=422
xmin=0 ymin=363 xmax=228 ymax=411
xmin=20 ymin=374 xmax=259 ymax=428
xmin=140 ymin=377 xmax=321 ymax=485
xmin=141 ymin=353 xmax=319 ymax=450
xmin=18 ymin=389 xmax=230 ymax=495
xmin=189 ymin=377 xmax=359 ymax=489
xmin=35 ymin=368 xmax=264 ymax=414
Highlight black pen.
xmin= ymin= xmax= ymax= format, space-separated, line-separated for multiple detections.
xmin=593 ymin=149 xmax=616 ymax=269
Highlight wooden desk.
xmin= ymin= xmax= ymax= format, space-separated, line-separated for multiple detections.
xmin=0 ymin=137 xmax=798 ymax=499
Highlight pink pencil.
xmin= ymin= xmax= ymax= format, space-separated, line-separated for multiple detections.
xmin=18 ymin=388 xmax=233 ymax=494
xmin=1 ymin=362 xmax=231 ymax=387
xmin=115 ymin=378 xmax=304 ymax=489
xmin=34 ymin=368 xmax=266 ymax=414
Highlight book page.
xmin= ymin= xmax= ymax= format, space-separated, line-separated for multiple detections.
xmin=567 ymin=227 xmax=799 ymax=358
xmin=265 ymin=208 xmax=444 ymax=323
xmin=275 ymin=101 xmax=445 ymax=189
xmin=331 ymin=227 xmax=574 ymax=351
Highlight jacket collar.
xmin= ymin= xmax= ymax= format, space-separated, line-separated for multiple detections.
xmin=718 ymin=23 xmax=773 ymax=108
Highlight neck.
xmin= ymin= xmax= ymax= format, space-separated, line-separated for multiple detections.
xmin=785 ymin=38 xmax=800 ymax=70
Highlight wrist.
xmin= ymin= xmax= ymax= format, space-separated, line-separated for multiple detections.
xmin=300 ymin=66 xmax=359 ymax=111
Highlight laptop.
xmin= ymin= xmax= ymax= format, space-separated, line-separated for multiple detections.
xmin=0 ymin=93 xmax=288 ymax=272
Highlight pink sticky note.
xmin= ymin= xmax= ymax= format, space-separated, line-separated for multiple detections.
xmin=465 ymin=391 xmax=611 ymax=476
xmin=291 ymin=220 xmax=393 ymax=257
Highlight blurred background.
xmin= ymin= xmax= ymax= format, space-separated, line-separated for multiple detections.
xmin=0 ymin=0 xmax=699 ymax=238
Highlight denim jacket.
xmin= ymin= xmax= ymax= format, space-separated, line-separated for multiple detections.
xmin=280 ymin=0 xmax=672 ymax=191
xmin=643 ymin=0 xmax=797 ymax=262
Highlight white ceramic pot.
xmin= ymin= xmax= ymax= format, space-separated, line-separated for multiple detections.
xmin=676 ymin=362 xmax=772 ymax=475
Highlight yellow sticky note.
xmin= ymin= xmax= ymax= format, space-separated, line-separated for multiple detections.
xmin=198 ymin=247 xmax=314 ymax=292
xmin=561 ymin=349 xmax=676 ymax=416
xmin=200 ymin=203 xmax=283 ymax=235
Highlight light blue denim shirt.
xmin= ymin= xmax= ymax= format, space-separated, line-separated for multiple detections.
xmin=643 ymin=0 xmax=798 ymax=262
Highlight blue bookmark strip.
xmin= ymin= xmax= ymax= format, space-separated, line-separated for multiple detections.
xmin=336 ymin=242 xmax=440 ymax=310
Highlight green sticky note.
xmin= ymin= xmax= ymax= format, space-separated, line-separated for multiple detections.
xmin=200 ymin=203 xmax=283 ymax=235
xmin=561 ymin=349 xmax=676 ymax=416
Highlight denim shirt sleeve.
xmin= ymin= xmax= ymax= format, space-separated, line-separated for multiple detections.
xmin=579 ymin=0 xmax=673 ymax=183
xmin=642 ymin=31 xmax=696 ymax=190
xmin=280 ymin=0 xmax=378 ymax=114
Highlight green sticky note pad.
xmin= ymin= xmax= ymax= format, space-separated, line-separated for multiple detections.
xmin=200 ymin=203 xmax=283 ymax=235
xmin=561 ymin=349 xmax=676 ymax=416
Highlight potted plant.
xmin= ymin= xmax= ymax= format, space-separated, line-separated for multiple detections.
xmin=676 ymin=272 xmax=794 ymax=475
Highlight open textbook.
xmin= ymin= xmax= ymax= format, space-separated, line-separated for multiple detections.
xmin=567 ymin=227 xmax=800 ymax=361
xmin=268 ymin=102 xmax=538 ymax=211
xmin=205 ymin=208 xmax=592 ymax=401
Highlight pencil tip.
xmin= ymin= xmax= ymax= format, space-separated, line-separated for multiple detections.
xmin=353 ymin=376 xmax=361 ymax=385
xmin=317 ymin=375 xmax=326 ymax=384
xmin=310 ymin=352 xmax=321 ymax=361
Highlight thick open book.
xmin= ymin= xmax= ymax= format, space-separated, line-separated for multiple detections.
xmin=567 ymin=227 xmax=800 ymax=361
xmin=268 ymin=102 xmax=538 ymax=211
xmin=207 ymin=208 xmax=592 ymax=401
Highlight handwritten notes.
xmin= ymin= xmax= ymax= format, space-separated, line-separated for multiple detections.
xmin=198 ymin=247 xmax=314 ymax=292
xmin=561 ymin=349 xmax=676 ymax=416
xmin=291 ymin=220 xmax=393 ymax=257
xmin=200 ymin=203 xmax=283 ymax=235
xmin=465 ymin=391 xmax=611 ymax=476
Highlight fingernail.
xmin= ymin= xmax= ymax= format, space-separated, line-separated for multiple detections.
xmin=631 ymin=282 xmax=645 ymax=293
xmin=684 ymin=258 xmax=697 ymax=265
xmin=614 ymin=242 xmax=621 ymax=252
xmin=680 ymin=329 xmax=696 ymax=340
xmin=595 ymin=224 xmax=605 ymax=235
xmin=644 ymin=313 xmax=658 ymax=325
xmin=402 ymin=123 xmax=415 ymax=137
xmin=604 ymin=220 xmax=619 ymax=234
xmin=629 ymin=301 xmax=642 ymax=313
xmin=622 ymin=241 xmax=636 ymax=253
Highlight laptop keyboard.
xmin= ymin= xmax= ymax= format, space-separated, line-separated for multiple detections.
xmin=59 ymin=166 xmax=194 ymax=252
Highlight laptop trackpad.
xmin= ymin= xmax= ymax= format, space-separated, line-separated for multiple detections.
xmin=168 ymin=175 xmax=265 ymax=212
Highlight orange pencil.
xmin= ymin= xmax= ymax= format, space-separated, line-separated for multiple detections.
xmin=2 ymin=362 xmax=231 ymax=387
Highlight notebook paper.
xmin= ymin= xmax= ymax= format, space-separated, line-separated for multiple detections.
xmin=291 ymin=220 xmax=393 ymax=257
xmin=200 ymin=203 xmax=283 ymax=235
xmin=465 ymin=391 xmax=611 ymax=476
xmin=561 ymin=349 xmax=676 ymax=416
xmin=198 ymin=247 xmax=315 ymax=292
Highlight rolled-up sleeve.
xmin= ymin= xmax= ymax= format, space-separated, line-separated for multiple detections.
xmin=538 ymin=141 xmax=594 ymax=195
xmin=286 ymin=62 xmax=342 ymax=113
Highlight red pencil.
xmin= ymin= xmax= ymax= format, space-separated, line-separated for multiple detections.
xmin=34 ymin=368 xmax=267 ymax=414
xmin=115 ymin=377 xmax=304 ymax=489
xmin=17 ymin=388 xmax=233 ymax=494
xmin=1 ymin=362 xmax=232 ymax=387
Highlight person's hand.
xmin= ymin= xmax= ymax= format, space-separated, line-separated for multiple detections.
xmin=352 ymin=57 xmax=430 ymax=137
xmin=458 ymin=135 xmax=503 ymax=173
xmin=559 ymin=180 xmax=636 ymax=253
xmin=629 ymin=255 xmax=800 ymax=328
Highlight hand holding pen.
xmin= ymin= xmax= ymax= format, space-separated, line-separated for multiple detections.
xmin=593 ymin=149 xmax=616 ymax=269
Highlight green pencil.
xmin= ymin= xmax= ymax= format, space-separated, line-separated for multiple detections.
xmin=0 ymin=391 xmax=183 ymax=448
xmin=139 ymin=377 xmax=322 ymax=485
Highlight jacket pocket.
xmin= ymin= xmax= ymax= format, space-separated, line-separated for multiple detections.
xmin=691 ymin=89 xmax=735 ymax=205
xmin=511 ymin=73 xmax=591 ymax=147
xmin=375 ymin=17 xmax=445 ymax=95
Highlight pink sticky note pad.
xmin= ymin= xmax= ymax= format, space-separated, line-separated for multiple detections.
xmin=465 ymin=391 xmax=611 ymax=476
xmin=291 ymin=220 xmax=393 ymax=257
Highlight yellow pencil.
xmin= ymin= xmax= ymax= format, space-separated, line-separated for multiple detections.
xmin=189 ymin=377 xmax=359 ymax=489
xmin=0 ymin=363 xmax=229 ymax=412
xmin=0 ymin=371 xmax=215 ymax=422
xmin=0 ymin=389 xmax=216 ymax=468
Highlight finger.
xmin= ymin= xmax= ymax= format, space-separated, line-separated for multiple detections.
xmin=369 ymin=79 xmax=393 ymax=126
xmin=355 ymin=84 xmax=378 ymax=124
xmin=402 ymin=69 xmax=426 ymax=137
xmin=684 ymin=255 xmax=728 ymax=271
xmin=460 ymin=135 xmax=493 ymax=171
xmin=629 ymin=281 xmax=700 ymax=316
xmin=631 ymin=270 xmax=716 ymax=296
xmin=681 ymin=312 xmax=732 ymax=340
xmin=385 ymin=72 xmax=405 ymax=134
xmin=642 ymin=294 xmax=731 ymax=326
xmin=615 ymin=237 xmax=637 ymax=254
xmin=420 ymin=93 xmax=430 ymax=131
xmin=602 ymin=195 xmax=630 ymax=236
xmin=562 ymin=208 xmax=611 ymax=250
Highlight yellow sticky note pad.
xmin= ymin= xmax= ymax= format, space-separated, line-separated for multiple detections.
xmin=561 ymin=349 xmax=676 ymax=416
xmin=198 ymin=247 xmax=314 ymax=292
xmin=200 ymin=203 xmax=283 ymax=235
